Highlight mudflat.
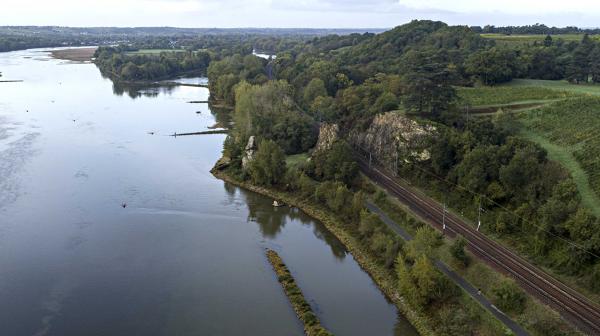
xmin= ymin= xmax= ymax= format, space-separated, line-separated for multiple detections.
xmin=49 ymin=47 xmax=97 ymax=62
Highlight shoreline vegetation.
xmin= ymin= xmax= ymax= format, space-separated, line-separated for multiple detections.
xmin=211 ymin=166 xmax=437 ymax=336
xmin=49 ymin=47 xmax=97 ymax=62
xmin=265 ymin=249 xmax=333 ymax=336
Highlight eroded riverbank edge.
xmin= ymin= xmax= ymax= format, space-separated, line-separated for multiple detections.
xmin=211 ymin=167 xmax=434 ymax=336
xmin=266 ymin=250 xmax=333 ymax=336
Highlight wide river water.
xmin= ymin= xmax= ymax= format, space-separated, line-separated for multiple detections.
xmin=0 ymin=48 xmax=417 ymax=336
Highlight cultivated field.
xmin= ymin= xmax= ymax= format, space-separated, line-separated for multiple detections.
xmin=458 ymin=79 xmax=600 ymax=215
xmin=520 ymin=97 xmax=600 ymax=215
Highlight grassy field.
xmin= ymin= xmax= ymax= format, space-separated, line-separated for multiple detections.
xmin=457 ymin=85 xmax=574 ymax=106
xmin=519 ymin=97 xmax=600 ymax=215
xmin=286 ymin=153 xmax=309 ymax=168
xmin=503 ymin=79 xmax=600 ymax=96
xmin=481 ymin=33 xmax=599 ymax=46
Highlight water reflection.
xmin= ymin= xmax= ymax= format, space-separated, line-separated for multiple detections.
xmin=235 ymin=186 xmax=348 ymax=260
xmin=111 ymin=82 xmax=178 ymax=99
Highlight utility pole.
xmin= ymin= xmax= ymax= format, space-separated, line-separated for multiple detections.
xmin=477 ymin=199 xmax=483 ymax=231
xmin=394 ymin=151 xmax=398 ymax=177
xmin=369 ymin=152 xmax=372 ymax=168
xmin=442 ymin=203 xmax=446 ymax=232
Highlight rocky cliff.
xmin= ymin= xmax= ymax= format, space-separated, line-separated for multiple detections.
xmin=314 ymin=123 xmax=339 ymax=153
xmin=351 ymin=112 xmax=435 ymax=170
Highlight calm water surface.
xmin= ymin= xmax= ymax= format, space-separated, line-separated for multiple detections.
xmin=0 ymin=48 xmax=417 ymax=336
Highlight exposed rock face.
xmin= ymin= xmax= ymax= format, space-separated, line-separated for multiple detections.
xmin=351 ymin=112 xmax=435 ymax=170
xmin=314 ymin=123 xmax=339 ymax=153
xmin=242 ymin=135 xmax=257 ymax=169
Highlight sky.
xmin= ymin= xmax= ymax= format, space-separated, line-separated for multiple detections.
xmin=2 ymin=0 xmax=600 ymax=28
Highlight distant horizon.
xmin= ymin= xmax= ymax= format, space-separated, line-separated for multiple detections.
xmin=2 ymin=23 xmax=599 ymax=31
xmin=3 ymin=0 xmax=600 ymax=29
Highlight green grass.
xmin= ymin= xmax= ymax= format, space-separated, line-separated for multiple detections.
xmin=457 ymin=85 xmax=574 ymax=107
xmin=503 ymin=79 xmax=600 ymax=96
xmin=286 ymin=153 xmax=309 ymax=168
xmin=519 ymin=97 xmax=600 ymax=215
xmin=519 ymin=129 xmax=600 ymax=217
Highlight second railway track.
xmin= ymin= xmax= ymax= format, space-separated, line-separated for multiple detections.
xmin=357 ymin=155 xmax=600 ymax=335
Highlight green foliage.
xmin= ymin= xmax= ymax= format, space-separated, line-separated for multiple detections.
xmin=492 ymin=280 xmax=526 ymax=314
xmin=94 ymin=46 xmax=211 ymax=81
xmin=314 ymin=181 xmax=354 ymax=219
xmin=449 ymin=236 xmax=470 ymax=267
xmin=396 ymin=254 xmax=455 ymax=308
xmin=207 ymin=54 xmax=268 ymax=105
xmin=233 ymin=80 xmax=316 ymax=154
xmin=465 ymin=47 xmax=521 ymax=85
xmin=401 ymin=49 xmax=457 ymax=116
xmin=303 ymin=78 xmax=328 ymax=106
xmin=405 ymin=226 xmax=443 ymax=260
xmin=311 ymin=140 xmax=358 ymax=186
xmin=247 ymin=140 xmax=286 ymax=187
xmin=523 ymin=97 xmax=600 ymax=202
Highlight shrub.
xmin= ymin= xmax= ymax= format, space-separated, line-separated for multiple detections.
xmin=492 ymin=279 xmax=526 ymax=314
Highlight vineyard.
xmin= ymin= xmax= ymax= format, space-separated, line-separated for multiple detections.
xmin=520 ymin=97 xmax=600 ymax=214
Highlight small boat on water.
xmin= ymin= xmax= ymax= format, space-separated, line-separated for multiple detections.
xmin=272 ymin=200 xmax=284 ymax=207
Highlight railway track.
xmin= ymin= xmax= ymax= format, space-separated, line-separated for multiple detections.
xmin=356 ymin=156 xmax=600 ymax=335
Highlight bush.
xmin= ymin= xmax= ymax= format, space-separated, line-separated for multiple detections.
xmin=492 ymin=279 xmax=526 ymax=314
xmin=450 ymin=236 xmax=470 ymax=267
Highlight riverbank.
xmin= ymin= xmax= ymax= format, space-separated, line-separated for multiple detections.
xmin=49 ymin=47 xmax=97 ymax=62
xmin=211 ymin=167 xmax=435 ymax=336
xmin=266 ymin=250 xmax=333 ymax=336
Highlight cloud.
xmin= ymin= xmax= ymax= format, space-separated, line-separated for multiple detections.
xmin=1 ymin=0 xmax=599 ymax=28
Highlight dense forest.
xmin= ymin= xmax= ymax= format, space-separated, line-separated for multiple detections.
xmin=210 ymin=20 xmax=600 ymax=311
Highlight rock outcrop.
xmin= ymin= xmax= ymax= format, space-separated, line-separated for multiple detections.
xmin=314 ymin=123 xmax=339 ymax=153
xmin=242 ymin=135 xmax=257 ymax=169
xmin=351 ymin=112 xmax=435 ymax=170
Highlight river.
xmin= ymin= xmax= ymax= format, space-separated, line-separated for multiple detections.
xmin=0 ymin=48 xmax=417 ymax=336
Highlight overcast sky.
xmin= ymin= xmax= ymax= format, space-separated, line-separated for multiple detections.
xmin=2 ymin=0 xmax=599 ymax=28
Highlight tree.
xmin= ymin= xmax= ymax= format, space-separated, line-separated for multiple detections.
xmin=566 ymin=35 xmax=593 ymax=83
xmin=303 ymin=78 xmax=328 ymax=106
xmin=589 ymin=45 xmax=600 ymax=83
xmin=401 ymin=49 xmax=457 ymax=116
xmin=312 ymin=140 xmax=358 ymax=186
xmin=405 ymin=226 xmax=442 ymax=260
xmin=247 ymin=139 xmax=286 ymax=186
xmin=412 ymin=255 xmax=453 ymax=306
xmin=450 ymin=236 xmax=469 ymax=267
xmin=233 ymin=80 xmax=316 ymax=154
xmin=492 ymin=279 xmax=526 ymax=314
xmin=543 ymin=35 xmax=553 ymax=47
xmin=465 ymin=47 xmax=520 ymax=85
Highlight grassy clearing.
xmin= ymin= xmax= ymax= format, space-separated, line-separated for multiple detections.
xmin=373 ymin=190 xmax=581 ymax=336
xmin=266 ymin=250 xmax=333 ymax=336
xmin=519 ymin=97 xmax=600 ymax=210
xmin=519 ymin=128 xmax=600 ymax=217
xmin=457 ymin=85 xmax=575 ymax=106
xmin=286 ymin=153 xmax=309 ymax=168
xmin=503 ymin=79 xmax=600 ymax=96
